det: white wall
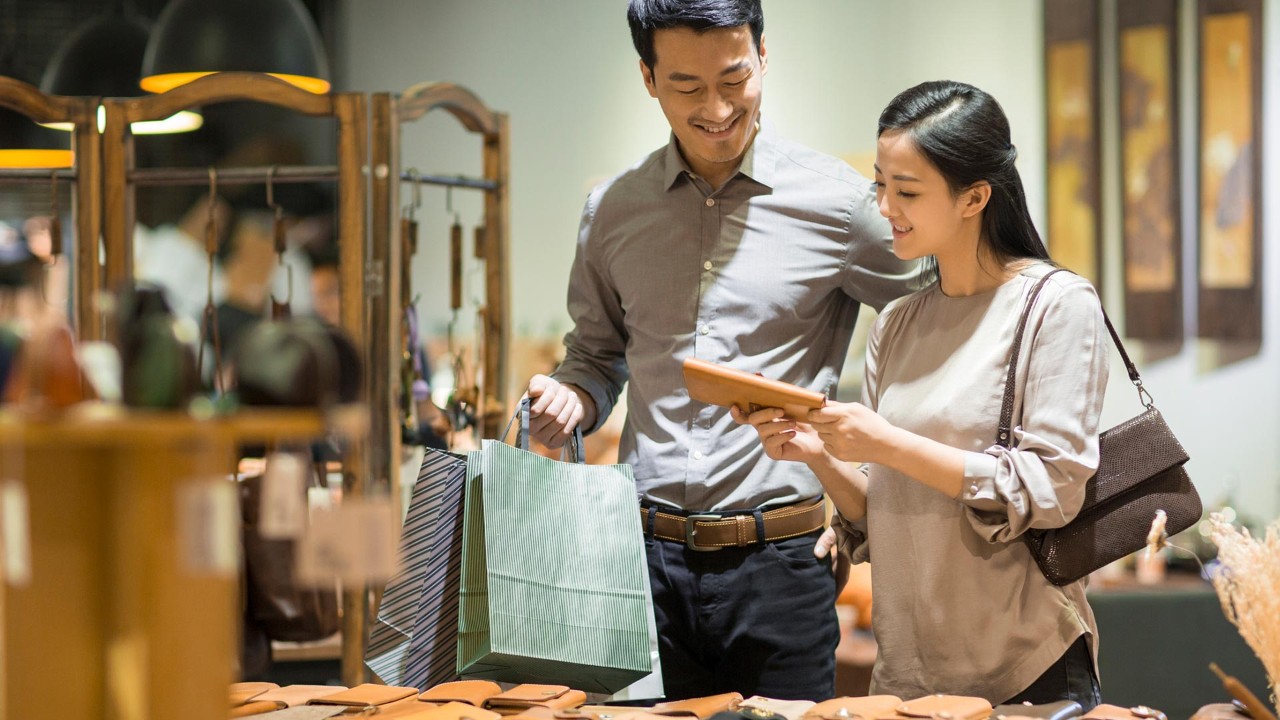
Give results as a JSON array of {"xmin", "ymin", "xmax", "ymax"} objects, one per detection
[{"xmin": 340, "ymin": 0, "xmax": 1278, "ymax": 519}]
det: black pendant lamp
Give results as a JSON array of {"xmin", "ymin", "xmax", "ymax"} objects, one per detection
[
  {"xmin": 40, "ymin": 14, "xmax": 202, "ymax": 134},
  {"xmin": 139, "ymin": 0, "xmax": 331, "ymax": 94}
]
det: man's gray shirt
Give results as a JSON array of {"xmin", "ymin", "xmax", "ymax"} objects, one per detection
[{"xmin": 554, "ymin": 119, "xmax": 916, "ymax": 511}]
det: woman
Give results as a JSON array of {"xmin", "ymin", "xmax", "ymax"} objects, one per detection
[{"xmin": 734, "ymin": 80, "xmax": 1106, "ymax": 707}]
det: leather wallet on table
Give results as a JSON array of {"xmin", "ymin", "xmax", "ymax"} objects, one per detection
[
  {"xmin": 307, "ymin": 683, "xmax": 418, "ymax": 707},
  {"xmin": 231, "ymin": 682, "xmax": 281, "ymax": 707},
  {"xmin": 804, "ymin": 696, "xmax": 903, "ymax": 719},
  {"xmin": 991, "ymin": 701, "xmax": 1083, "ymax": 720},
  {"xmin": 256, "ymin": 686, "xmax": 349, "ymax": 708},
  {"xmin": 880, "ymin": 695, "xmax": 993, "ymax": 720},
  {"xmin": 382, "ymin": 700, "xmax": 504, "ymax": 720},
  {"xmin": 651, "ymin": 692, "xmax": 744, "ymax": 719},
  {"xmin": 484, "ymin": 685, "xmax": 588, "ymax": 715},
  {"xmin": 419, "ymin": 680, "xmax": 504, "ymax": 707},
  {"xmin": 738, "ymin": 697, "xmax": 815, "ymax": 720},
  {"xmin": 1081, "ymin": 705, "xmax": 1167, "ymax": 720}
]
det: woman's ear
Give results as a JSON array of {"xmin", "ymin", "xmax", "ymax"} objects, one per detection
[{"xmin": 960, "ymin": 181, "xmax": 992, "ymax": 219}]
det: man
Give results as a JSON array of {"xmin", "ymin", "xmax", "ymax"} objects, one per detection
[{"xmin": 527, "ymin": 0, "xmax": 916, "ymax": 700}]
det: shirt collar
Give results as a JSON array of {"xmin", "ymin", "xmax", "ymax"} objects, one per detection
[{"xmin": 662, "ymin": 114, "xmax": 780, "ymax": 191}]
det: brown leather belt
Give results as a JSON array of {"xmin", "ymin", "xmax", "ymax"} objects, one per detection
[{"xmin": 643, "ymin": 498, "xmax": 826, "ymax": 552}]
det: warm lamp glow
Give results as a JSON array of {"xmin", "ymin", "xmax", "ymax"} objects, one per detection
[
  {"xmin": 0, "ymin": 149, "xmax": 75, "ymax": 169},
  {"xmin": 139, "ymin": 71, "xmax": 330, "ymax": 95},
  {"xmin": 41, "ymin": 105, "xmax": 204, "ymax": 135}
]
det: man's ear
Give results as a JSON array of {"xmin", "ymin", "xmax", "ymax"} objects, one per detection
[
  {"xmin": 640, "ymin": 59, "xmax": 657, "ymax": 98},
  {"xmin": 758, "ymin": 33, "xmax": 768, "ymax": 77},
  {"xmin": 960, "ymin": 181, "xmax": 992, "ymax": 219}
]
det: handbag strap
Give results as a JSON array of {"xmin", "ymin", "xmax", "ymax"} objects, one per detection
[
  {"xmin": 996, "ymin": 267, "xmax": 1152, "ymax": 449},
  {"xmin": 501, "ymin": 396, "xmax": 586, "ymax": 463}
]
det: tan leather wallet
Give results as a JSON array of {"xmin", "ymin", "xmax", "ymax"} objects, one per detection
[
  {"xmin": 383, "ymin": 700, "xmax": 505, "ymax": 720},
  {"xmin": 484, "ymin": 685, "xmax": 588, "ymax": 715},
  {"xmin": 879, "ymin": 695, "xmax": 993, "ymax": 720},
  {"xmin": 258, "ymin": 685, "xmax": 349, "ymax": 708},
  {"xmin": 683, "ymin": 357, "xmax": 826, "ymax": 421},
  {"xmin": 651, "ymin": 693, "xmax": 744, "ymax": 719},
  {"xmin": 420, "ymin": 681, "xmax": 505, "ymax": 707},
  {"xmin": 230, "ymin": 681, "xmax": 280, "ymax": 707},
  {"xmin": 1082, "ymin": 705, "xmax": 1167, "ymax": 720},
  {"xmin": 805, "ymin": 696, "xmax": 904, "ymax": 719},
  {"xmin": 307, "ymin": 683, "xmax": 419, "ymax": 707}
]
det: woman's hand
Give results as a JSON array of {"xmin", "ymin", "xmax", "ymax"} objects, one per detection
[
  {"xmin": 730, "ymin": 405, "xmax": 827, "ymax": 465},
  {"xmin": 808, "ymin": 401, "xmax": 897, "ymax": 464}
]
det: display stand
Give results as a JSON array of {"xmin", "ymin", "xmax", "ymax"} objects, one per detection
[
  {"xmin": 370, "ymin": 82, "xmax": 511, "ymax": 450},
  {"xmin": 0, "ymin": 76, "xmax": 103, "ymax": 340},
  {"xmin": 0, "ymin": 408, "xmax": 342, "ymax": 720},
  {"xmin": 99, "ymin": 73, "xmax": 374, "ymax": 685}
]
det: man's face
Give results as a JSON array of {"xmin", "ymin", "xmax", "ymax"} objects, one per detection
[{"xmin": 641, "ymin": 25, "xmax": 766, "ymax": 182}]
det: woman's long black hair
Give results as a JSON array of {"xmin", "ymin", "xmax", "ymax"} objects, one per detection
[{"xmin": 878, "ymin": 80, "xmax": 1050, "ymax": 281}]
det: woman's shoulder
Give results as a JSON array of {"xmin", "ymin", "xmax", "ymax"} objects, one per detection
[{"xmin": 1021, "ymin": 262, "xmax": 1101, "ymax": 309}]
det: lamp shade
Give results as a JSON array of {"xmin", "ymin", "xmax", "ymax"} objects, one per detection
[
  {"xmin": 0, "ymin": 107, "xmax": 73, "ymax": 168},
  {"xmin": 140, "ymin": 0, "xmax": 331, "ymax": 94},
  {"xmin": 40, "ymin": 15, "xmax": 202, "ymax": 134}
]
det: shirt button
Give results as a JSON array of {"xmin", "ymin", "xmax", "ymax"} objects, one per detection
[
  {"xmin": 703, "ymin": 260, "xmax": 713, "ymax": 271},
  {"xmin": 699, "ymin": 325, "xmax": 710, "ymax": 335},
  {"xmin": 969, "ymin": 484, "xmax": 979, "ymax": 494},
  {"xmin": 705, "ymin": 197, "xmax": 715, "ymax": 207},
  {"xmin": 693, "ymin": 451, "xmax": 704, "ymax": 460}
]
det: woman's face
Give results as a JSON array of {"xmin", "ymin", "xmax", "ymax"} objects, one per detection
[{"xmin": 873, "ymin": 130, "xmax": 971, "ymax": 262}]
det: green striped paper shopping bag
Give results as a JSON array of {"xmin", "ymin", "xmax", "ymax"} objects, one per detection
[{"xmin": 456, "ymin": 436, "xmax": 655, "ymax": 694}]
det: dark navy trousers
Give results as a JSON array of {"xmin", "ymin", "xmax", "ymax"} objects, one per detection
[{"xmin": 643, "ymin": 525, "xmax": 839, "ymax": 701}]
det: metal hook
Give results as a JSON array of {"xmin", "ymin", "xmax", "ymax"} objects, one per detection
[
  {"xmin": 446, "ymin": 184, "xmax": 454, "ymax": 215},
  {"xmin": 406, "ymin": 167, "xmax": 423, "ymax": 217}
]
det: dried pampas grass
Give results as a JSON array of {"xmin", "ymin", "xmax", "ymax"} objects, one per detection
[{"xmin": 1208, "ymin": 511, "xmax": 1280, "ymax": 712}]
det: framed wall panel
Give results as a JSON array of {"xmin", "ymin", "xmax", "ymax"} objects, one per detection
[
  {"xmin": 1197, "ymin": 0, "xmax": 1262, "ymax": 340},
  {"xmin": 1117, "ymin": 0, "xmax": 1182, "ymax": 342},
  {"xmin": 1044, "ymin": 0, "xmax": 1103, "ymax": 288}
]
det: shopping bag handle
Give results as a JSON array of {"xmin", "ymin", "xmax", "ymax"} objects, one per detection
[{"xmin": 502, "ymin": 397, "xmax": 586, "ymax": 463}]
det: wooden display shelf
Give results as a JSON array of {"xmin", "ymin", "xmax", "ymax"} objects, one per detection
[{"xmin": 0, "ymin": 407, "xmax": 355, "ymax": 720}]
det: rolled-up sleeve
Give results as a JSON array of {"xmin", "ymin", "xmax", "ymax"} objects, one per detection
[
  {"xmin": 551, "ymin": 190, "xmax": 629, "ymax": 434},
  {"xmin": 960, "ymin": 281, "xmax": 1109, "ymax": 543}
]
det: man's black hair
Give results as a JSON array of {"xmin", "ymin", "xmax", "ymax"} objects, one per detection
[{"xmin": 627, "ymin": 0, "xmax": 764, "ymax": 71}]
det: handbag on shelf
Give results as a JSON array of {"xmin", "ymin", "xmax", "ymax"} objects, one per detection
[{"xmin": 999, "ymin": 269, "xmax": 1202, "ymax": 586}]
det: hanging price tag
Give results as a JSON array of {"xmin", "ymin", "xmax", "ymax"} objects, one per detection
[
  {"xmin": 1, "ymin": 481, "xmax": 31, "ymax": 587},
  {"xmin": 260, "ymin": 452, "xmax": 308, "ymax": 539},
  {"xmin": 176, "ymin": 479, "xmax": 238, "ymax": 576},
  {"xmin": 295, "ymin": 499, "xmax": 399, "ymax": 587}
]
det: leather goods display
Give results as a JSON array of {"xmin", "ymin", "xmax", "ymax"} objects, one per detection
[
  {"xmin": 306, "ymin": 683, "xmax": 418, "ymax": 707},
  {"xmin": 116, "ymin": 283, "xmax": 198, "ymax": 408},
  {"xmin": 682, "ymin": 357, "xmax": 826, "ymax": 421},
  {"xmin": 883, "ymin": 694, "xmax": 993, "ymax": 720},
  {"xmin": 240, "ymin": 456, "xmax": 340, "ymax": 643},
  {"xmin": 234, "ymin": 316, "xmax": 361, "ymax": 408},
  {"xmin": 991, "ymin": 701, "xmax": 1084, "ymax": 720},
  {"xmin": 645, "ymin": 498, "xmax": 826, "ymax": 551},
  {"xmin": 232, "ymin": 700, "xmax": 288, "ymax": 717},
  {"xmin": 484, "ymin": 685, "xmax": 588, "ymax": 715},
  {"xmin": 803, "ymin": 696, "xmax": 904, "ymax": 719},
  {"xmin": 1079, "ymin": 705, "xmax": 1167, "ymax": 720},
  {"xmin": 419, "ymin": 680, "xmax": 504, "ymax": 707},
  {"xmin": 651, "ymin": 692, "xmax": 744, "ymax": 718},
  {"xmin": 231, "ymin": 682, "xmax": 280, "ymax": 706},
  {"xmin": 999, "ymin": 270, "xmax": 1201, "ymax": 586},
  {"xmin": 457, "ymin": 399, "xmax": 659, "ymax": 694},
  {"xmin": 388, "ymin": 701, "xmax": 504, "ymax": 720}
]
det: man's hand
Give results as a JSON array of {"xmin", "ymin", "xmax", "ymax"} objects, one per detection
[
  {"xmin": 814, "ymin": 526, "xmax": 850, "ymax": 590},
  {"xmin": 526, "ymin": 374, "xmax": 594, "ymax": 448}
]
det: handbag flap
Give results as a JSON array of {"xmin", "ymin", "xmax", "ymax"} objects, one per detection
[
  {"xmin": 1082, "ymin": 706, "xmax": 1166, "ymax": 720},
  {"xmin": 1089, "ymin": 408, "xmax": 1188, "ymax": 507},
  {"xmin": 804, "ymin": 697, "xmax": 903, "ymax": 719},
  {"xmin": 893, "ymin": 695, "xmax": 992, "ymax": 720},
  {"xmin": 308, "ymin": 683, "xmax": 417, "ymax": 707},
  {"xmin": 419, "ymin": 680, "xmax": 504, "ymax": 706},
  {"xmin": 388, "ymin": 701, "xmax": 503, "ymax": 720},
  {"xmin": 653, "ymin": 693, "xmax": 744, "ymax": 718},
  {"xmin": 490, "ymin": 685, "xmax": 572, "ymax": 704}
]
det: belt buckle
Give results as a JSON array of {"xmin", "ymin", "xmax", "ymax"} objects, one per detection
[{"xmin": 685, "ymin": 513, "xmax": 722, "ymax": 552}]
